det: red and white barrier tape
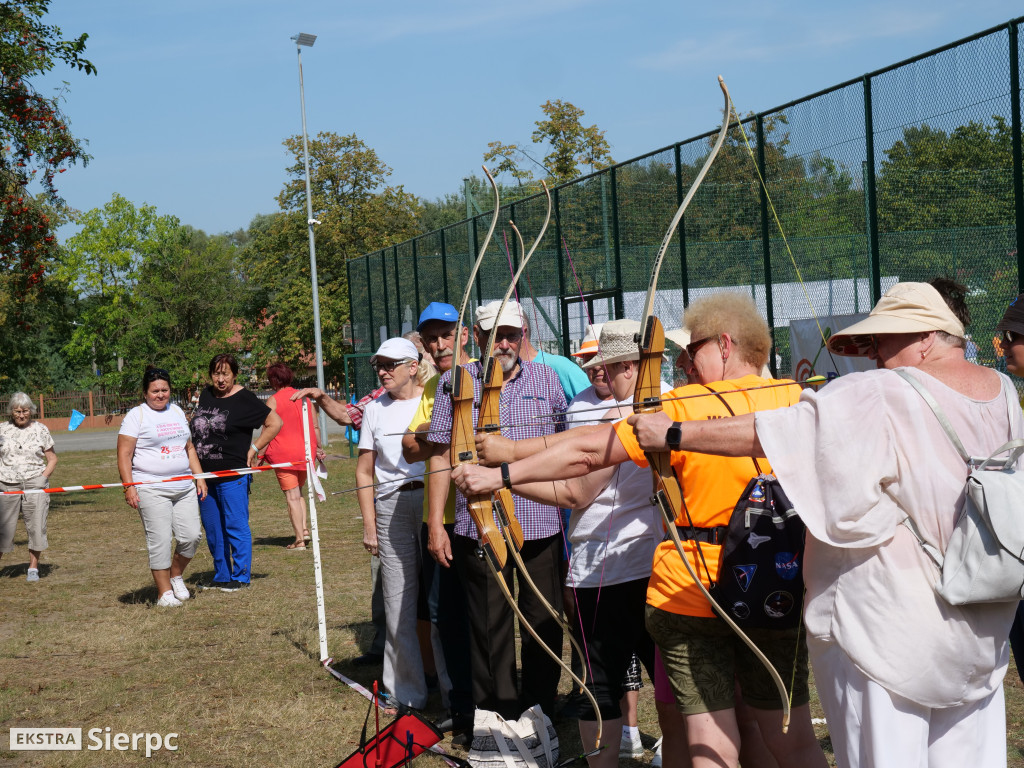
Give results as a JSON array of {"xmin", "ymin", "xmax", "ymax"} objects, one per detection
[{"xmin": 1, "ymin": 461, "xmax": 306, "ymax": 495}]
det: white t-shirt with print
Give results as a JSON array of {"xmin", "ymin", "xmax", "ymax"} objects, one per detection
[
  {"xmin": 119, "ymin": 403, "xmax": 192, "ymax": 485},
  {"xmin": 564, "ymin": 382, "xmax": 670, "ymax": 587}
]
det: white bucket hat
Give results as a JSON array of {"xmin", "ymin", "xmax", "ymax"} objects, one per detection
[{"xmin": 582, "ymin": 319, "xmax": 644, "ymax": 370}]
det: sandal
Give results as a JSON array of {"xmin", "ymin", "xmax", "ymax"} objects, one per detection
[
  {"xmin": 285, "ymin": 541, "xmax": 306, "ymax": 551},
  {"xmin": 303, "ymin": 530, "xmax": 312, "ymax": 544}
]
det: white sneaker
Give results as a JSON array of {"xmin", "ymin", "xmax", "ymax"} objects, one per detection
[
  {"xmin": 652, "ymin": 737, "xmax": 663, "ymax": 768},
  {"xmin": 169, "ymin": 576, "xmax": 190, "ymax": 601},
  {"xmin": 620, "ymin": 731, "xmax": 644, "ymax": 758},
  {"xmin": 26, "ymin": 568, "xmax": 39, "ymax": 583},
  {"xmin": 156, "ymin": 590, "xmax": 183, "ymax": 607}
]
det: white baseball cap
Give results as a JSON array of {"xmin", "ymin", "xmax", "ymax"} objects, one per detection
[
  {"xmin": 370, "ymin": 337, "xmax": 419, "ymax": 365},
  {"xmin": 476, "ymin": 300, "xmax": 526, "ymax": 332}
]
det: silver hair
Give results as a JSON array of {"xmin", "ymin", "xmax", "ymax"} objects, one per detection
[{"xmin": 8, "ymin": 392, "xmax": 36, "ymax": 416}]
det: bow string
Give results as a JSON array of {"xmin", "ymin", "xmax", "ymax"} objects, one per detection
[{"xmin": 635, "ymin": 75, "xmax": 793, "ymax": 733}]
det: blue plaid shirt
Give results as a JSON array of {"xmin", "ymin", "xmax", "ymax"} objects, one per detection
[{"xmin": 428, "ymin": 359, "xmax": 567, "ymax": 540}]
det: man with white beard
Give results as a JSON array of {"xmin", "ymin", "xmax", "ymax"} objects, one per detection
[{"xmin": 425, "ymin": 301, "xmax": 568, "ymax": 721}]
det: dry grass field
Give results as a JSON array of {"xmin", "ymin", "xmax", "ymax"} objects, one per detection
[{"xmin": 2, "ymin": 447, "xmax": 1024, "ymax": 766}]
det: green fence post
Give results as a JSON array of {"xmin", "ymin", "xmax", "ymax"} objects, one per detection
[
  {"xmin": 346, "ymin": 258, "xmax": 353, "ymax": 350},
  {"xmin": 610, "ymin": 167, "xmax": 624, "ymax": 319},
  {"xmin": 674, "ymin": 143, "xmax": 689, "ymax": 307},
  {"xmin": 600, "ymin": 173, "xmax": 613, "ymax": 293},
  {"xmin": 473, "ymin": 217, "xmax": 482, "ymax": 310},
  {"xmin": 365, "ymin": 254, "xmax": 375, "ymax": 348},
  {"xmin": 864, "ymin": 74, "xmax": 882, "ymax": 304},
  {"xmin": 412, "ymin": 238, "xmax": 421, "ymax": 315},
  {"xmin": 1011, "ymin": 22, "xmax": 1024, "ymax": 291},
  {"xmin": 392, "ymin": 245, "xmax": 402, "ymax": 330},
  {"xmin": 380, "ymin": 250, "xmax": 391, "ymax": 338},
  {"xmin": 553, "ymin": 187, "xmax": 569, "ymax": 355},
  {"xmin": 440, "ymin": 228, "xmax": 450, "ymax": 304},
  {"xmin": 755, "ymin": 116, "xmax": 777, "ymax": 374}
]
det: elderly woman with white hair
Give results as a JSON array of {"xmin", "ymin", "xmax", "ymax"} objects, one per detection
[
  {"xmin": 0, "ymin": 392, "xmax": 57, "ymax": 582},
  {"xmin": 626, "ymin": 280, "xmax": 1022, "ymax": 768}
]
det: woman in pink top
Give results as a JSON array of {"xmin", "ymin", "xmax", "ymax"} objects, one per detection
[{"xmin": 264, "ymin": 363, "xmax": 323, "ymax": 550}]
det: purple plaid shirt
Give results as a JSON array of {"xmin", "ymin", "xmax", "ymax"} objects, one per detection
[{"xmin": 428, "ymin": 359, "xmax": 567, "ymax": 540}]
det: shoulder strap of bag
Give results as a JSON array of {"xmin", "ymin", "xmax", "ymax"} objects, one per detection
[
  {"xmin": 701, "ymin": 385, "xmax": 765, "ymax": 476},
  {"xmin": 893, "ymin": 369, "xmax": 971, "ymax": 464},
  {"xmin": 490, "ymin": 713, "xmax": 542, "ymax": 768}
]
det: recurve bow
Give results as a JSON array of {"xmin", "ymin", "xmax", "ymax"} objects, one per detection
[
  {"xmin": 634, "ymin": 76, "xmax": 793, "ymax": 733},
  {"xmin": 479, "ymin": 190, "xmax": 604, "ymax": 748}
]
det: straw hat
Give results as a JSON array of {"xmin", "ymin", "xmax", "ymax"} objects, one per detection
[
  {"xmin": 582, "ymin": 319, "xmax": 643, "ymax": 370},
  {"xmin": 827, "ymin": 282, "xmax": 965, "ymax": 357}
]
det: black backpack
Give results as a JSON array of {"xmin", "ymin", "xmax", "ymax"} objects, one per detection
[
  {"xmin": 687, "ymin": 387, "xmax": 806, "ymax": 629},
  {"xmin": 710, "ymin": 473, "xmax": 805, "ymax": 629}
]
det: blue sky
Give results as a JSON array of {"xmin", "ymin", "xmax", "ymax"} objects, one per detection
[{"xmin": 40, "ymin": 1, "xmax": 1024, "ymax": 239}]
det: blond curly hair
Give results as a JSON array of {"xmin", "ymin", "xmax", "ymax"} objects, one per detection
[{"xmin": 683, "ymin": 292, "xmax": 772, "ymax": 369}]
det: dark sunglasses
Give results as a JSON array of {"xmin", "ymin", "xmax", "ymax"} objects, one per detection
[
  {"xmin": 1003, "ymin": 330, "xmax": 1020, "ymax": 345},
  {"xmin": 372, "ymin": 359, "xmax": 412, "ymax": 373},
  {"xmin": 684, "ymin": 335, "xmax": 719, "ymax": 360}
]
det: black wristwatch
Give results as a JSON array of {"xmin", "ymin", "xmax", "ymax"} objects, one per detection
[
  {"xmin": 665, "ymin": 421, "xmax": 683, "ymax": 451},
  {"xmin": 500, "ymin": 462, "xmax": 513, "ymax": 490}
]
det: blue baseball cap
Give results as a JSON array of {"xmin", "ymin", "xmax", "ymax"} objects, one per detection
[{"xmin": 417, "ymin": 302, "xmax": 459, "ymax": 331}]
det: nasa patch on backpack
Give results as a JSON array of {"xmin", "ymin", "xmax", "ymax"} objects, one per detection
[{"xmin": 711, "ymin": 474, "xmax": 806, "ymax": 629}]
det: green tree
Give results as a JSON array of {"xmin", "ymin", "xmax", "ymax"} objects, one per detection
[
  {"xmin": 876, "ymin": 118, "xmax": 1013, "ymax": 232},
  {"xmin": 127, "ymin": 226, "xmax": 245, "ymax": 388},
  {"xmin": 484, "ymin": 99, "xmax": 613, "ymax": 186},
  {"xmin": 239, "ymin": 133, "xmax": 422, "ymax": 377},
  {"xmin": 57, "ymin": 194, "xmax": 244, "ymax": 390},
  {"xmin": 0, "ymin": 1, "xmax": 94, "ymax": 298}
]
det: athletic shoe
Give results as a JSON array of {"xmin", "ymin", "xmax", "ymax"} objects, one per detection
[
  {"xmin": 219, "ymin": 580, "xmax": 249, "ymax": 592},
  {"xmin": 26, "ymin": 568, "xmax": 39, "ymax": 583},
  {"xmin": 199, "ymin": 580, "xmax": 233, "ymax": 591},
  {"xmin": 620, "ymin": 730, "xmax": 644, "ymax": 758},
  {"xmin": 156, "ymin": 590, "xmax": 183, "ymax": 607},
  {"xmin": 651, "ymin": 738, "xmax": 663, "ymax": 768},
  {"xmin": 169, "ymin": 576, "xmax": 190, "ymax": 601}
]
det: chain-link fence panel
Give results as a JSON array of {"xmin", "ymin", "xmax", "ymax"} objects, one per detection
[
  {"xmin": 872, "ymin": 25, "xmax": 1016, "ymax": 351},
  {"xmin": 347, "ymin": 15, "xmax": 1024, "ymax": 380},
  {"xmin": 347, "ymin": 256, "xmax": 371, "ymax": 354}
]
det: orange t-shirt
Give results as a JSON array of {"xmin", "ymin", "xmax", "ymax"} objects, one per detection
[
  {"xmin": 613, "ymin": 375, "xmax": 801, "ymax": 617},
  {"xmin": 264, "ymin": 386, "xmax": 318, "ymax": 466}
]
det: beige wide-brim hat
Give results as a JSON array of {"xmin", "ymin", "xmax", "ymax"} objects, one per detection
[
  {"xmin": 827, "ymin": 282, "xmax": 965, "ymax": 357},
  {"xmin": 582, "ymin": 319, "xmax": 644, "ymax": 370}
]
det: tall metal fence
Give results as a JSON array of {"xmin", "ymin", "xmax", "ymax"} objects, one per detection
[{"xmin": 347, "ymin": 17, "xmax": 1024, "ymax": 399}]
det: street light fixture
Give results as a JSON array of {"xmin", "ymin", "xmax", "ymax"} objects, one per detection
[{"xmin": 291, "ymin": 32, "xmax": 329, "ymax": 442}]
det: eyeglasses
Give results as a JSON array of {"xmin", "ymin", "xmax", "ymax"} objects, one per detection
[
  {"xmin": 491, "ymin": 329, "xmax": 522, "ymax": 343},
  {"xmin": 372, "ymin": 359, "xmax": 413, "ymax": 373},
  {"xmin": 684, "ymin": 335, "xmax": 719, "ymax": 360},
  {"xmin": 1003, "ymin": 330, "xmax": 1020, "ymax": 345}
]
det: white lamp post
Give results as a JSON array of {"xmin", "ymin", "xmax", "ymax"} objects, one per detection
[{"xmin": 291, "ymin": 32, "xmax": 329, "ymax": 442}]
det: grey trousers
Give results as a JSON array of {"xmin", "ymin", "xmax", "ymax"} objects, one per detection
[
  {"xmin": 0, "ymin": 474, "xmax": 49, "ymax": 553},
  {"xmin": 375, "ymin": 488, "xmax": 427, "ymax": 709}
]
